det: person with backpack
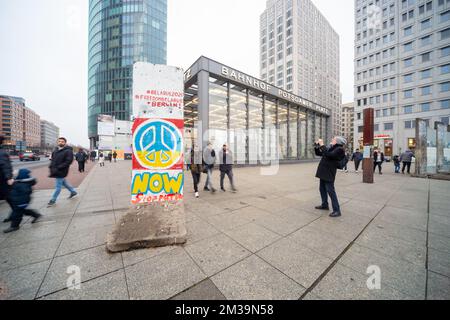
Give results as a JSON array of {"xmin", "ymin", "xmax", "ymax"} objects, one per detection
[
  {"xmin": 373, "ymin": 148, "xmax": 385, "ymax": 175},
  {"xmin": 203, "ymin": 142, "xmax": 217, "ymax": 193},
  {"xmin": 3, "ymin": 169, "xmax": 42, "ymax": 233},
  {"xmin": 351, "ymin": 149, "xmax": 363, "ymax": 173},
  {"xmin": 75, "ymin": 148, "xmax": 88, "ymax": 173},
  {"xmin": 393, "ymin": 155, "xmax": 401, "ymax": 173},
  {"xmin": 314, "ymin": 136, "xmax": 346, "ymax": 218},
  {"xmin": 400, "ymin": 149, "xmax": 415, "ymax": 174}
]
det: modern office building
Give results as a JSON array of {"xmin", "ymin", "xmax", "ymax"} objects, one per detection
[
  {"xmin": 354, "ymin": 0, "xmax": 450, "ymax": 156},
  {"xmin": 341, "ymin": 102, "xmax": 355, "ymax": 151},
  {"xmin": 40, "ymin": 119, "xmax": 60, "ymax": 151},
  {"xmin": 0, "ymin": 95, "xmax": 41, "ymax": 152},
  {"xmin": 88, "ymin": 0, "xmax": 167, "ymax": 149},
  {"xmin": 260, "ymin": 0, "xmax": 341, "ymax": 137},
  {"xmin": 184, "ymin": 56, "xmax": 331, "ymax": 163}
]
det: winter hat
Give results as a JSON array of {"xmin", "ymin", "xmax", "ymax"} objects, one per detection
[
  {"xmin": 16, "ymin": 168, "xmax": 31, "ymax": 180},
  {"xmin": 335, "ymin": 136, "xmax": 347, "ymax": 146}
]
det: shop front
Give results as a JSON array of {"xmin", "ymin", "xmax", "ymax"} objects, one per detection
[
  {"xmin": 183, "ymin": 56, "xmax": 331, "ymax": 164},
  {"xmin": 374, "ymin": 134, "xmax": 393, "ymax": 159}
]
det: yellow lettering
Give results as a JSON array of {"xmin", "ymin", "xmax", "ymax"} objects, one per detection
[
  {"xmin": 163, "ymin": 173, "xmax": 183, "ymax": 194},
  {"xmin": 132, "ymin": 174, "xmax": 150, "ymax": 195}
]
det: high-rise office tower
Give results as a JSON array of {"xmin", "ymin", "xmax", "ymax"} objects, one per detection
[
  {"xmin": 260, "ymin": 0, "xmax": 341, "ymax": 138},
  {"xmin": 88, "ymin": 0, "xmax": 167, "ymax": 148},
  {"xmin": 354, "ymin": 0, "xmax": 450, "ymax": 157},
  {"xmin": 341, "ymin": 102, "xmax": 355, "ymax": 151}
]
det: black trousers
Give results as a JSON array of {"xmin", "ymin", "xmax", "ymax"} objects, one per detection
[
  {"xmin": 373, "ymin": 162, "xmax": 382, "ymax": 173},
  {"xmin": 191, "ymin": 172, "xmax": 201, "ymax": 193},
  {"xmin": 78, "ymin": 161, "xmax": 85, "ymax": 172},
  {"xmin": 220, "ymin": 169, "xmax": 235, "ymax": 190},
  {"xmin": 10, "ymin": 205, "xmax": 40, "ymax": 228},
  {"xmin": 354, "ymin": 160, "xmax": 361, "ymax": 171},
  {"xmin": 319, "ymin": 179, "xmax": 341, "ymax": 213},
  {"xmin": 402, "ymin": 162, "xmax": 412, "ymax": 173}
]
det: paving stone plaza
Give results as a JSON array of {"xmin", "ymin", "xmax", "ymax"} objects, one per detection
[{"xmin": 0, "ymin": 161, "xmax": 449, "ymax": 300}]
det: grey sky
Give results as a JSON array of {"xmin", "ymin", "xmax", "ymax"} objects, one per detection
[{"xmin": 0, "ymin": 0, "xmax": 354, "ymax": 147}]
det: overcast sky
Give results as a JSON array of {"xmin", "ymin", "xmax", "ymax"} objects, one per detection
[{"xmin": 0, "ymin": 0, "xmax": 354, "ymax": 147}]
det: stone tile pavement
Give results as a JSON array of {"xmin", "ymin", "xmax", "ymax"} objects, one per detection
[{"xmin": 0, "ymin": 161, "xmax": 449, "ymax": 300}]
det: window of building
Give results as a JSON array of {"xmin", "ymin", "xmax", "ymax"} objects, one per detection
[
  {"xmin": 441, "ymin": 64, "xmax": 450, "ymax": 74},
  {"xmin": 441, "ymin": 99, "xmax": 450, "ymax": 109},
  {"xmin": 405, "ymin": 120, "xmax": 416, "ymax": 129},
  {"xmin": 421, "ymin": 102, "xmax": 431, "ymax": 112},
  {"xmin": 384, "ymin": 123, "xmax": 394, "ymax": 130},
  {"xmin": 404, "ymin": 73, "xmax": 414, "ymax": 83},
  {"xmin": 441, "ymin": 28, "xmax": 450, "ymax": 40},
  {"xmin": 404, "ymin": 26, "xmax": 413, "ymax": 36},
  {"xmin": 404, "ymin": 89, "xmax": 414, "ymax": 98},
  {"xmin": 422, "ymin": 86, "xmax": 432, "ymax": 95},
  {"xmin": 421, "ymin": 68, "xmax": 432, "ymax": 79},
  {"xmin": 404, "ymin": 105, "xmax": 413, "ymax": 114},
  {"xmin": 421, "ymin": 18, "xmax": 432, "ymax": 30},
  {"xmin": 404, "ymin": 57, "xmax": 414, "ymax": 67},
  {"xmin": 441, "ymin": 10, "xmax": 450, "ymax": 23},
  {"xmin": 442, "ymin": 46, "xmax": 450, "ymax": 57},
  {"xmin": 374, "ymin": 124, "xmax": 380, "ymax": 131},
  {"xmin": 422, "ymin": 52, "xmax": 432, "ymax": 62},
  {"xmin": 404, "ymin": 42, "xmax": 413, "ymax": 52},
  {"xmin": 441, "ymin": 82, "xmax": 450, "ymax": 92},
  {"xmin": 421, "ymin": 35, "xmax": 432, "ymax": 46}
]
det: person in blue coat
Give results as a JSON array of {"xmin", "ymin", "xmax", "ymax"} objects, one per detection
[{"xmin": 3, "ymin": 168, "xmax": 42, "ymax": 233}]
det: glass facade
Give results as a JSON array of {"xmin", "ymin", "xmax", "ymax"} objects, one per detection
[
  {"xmin": 88, "ymin": 0, "xmax": 167, "ymax": 146},
  {"xmin": 184, "ymin": 59, "xmax": 330, "ymax": 164}
]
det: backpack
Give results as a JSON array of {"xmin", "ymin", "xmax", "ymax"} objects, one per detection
[{"xmin": 336, "ymin": 148, "xmax": 347, "ymax": 170}]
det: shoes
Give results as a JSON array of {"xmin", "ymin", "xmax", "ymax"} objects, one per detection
[
  {"xmin": 195, "ymin": 192, "xmax": 199, "ymax": 198},
  {"xmin": 329, "ymin": 211, "xmax": 342, "ymax": 218},
  {"xmin": 211, "ymin": 188, "xmax": 217, "ymax": 193},
  {"xmin": 231, "ymin": 188, "xmax": 238, "ymax": 193},
  {"xmin": 315, "ymin": 205, "xmax": 330, "ymax": 210},
  {"xmin": 3, "ymin": 218, "xmax": 11, "ymax": 223},
  {"xmin": 31, "ymin": 214, "xmax": 42, "ymax": 224},
  {"xmin": 68, "ymin": 192, "xmax": 78, "ymax": 199},
  {"xmin": 47, "ymin": 200, "xmax": 56, "ymax": 207},
  {"xmin": 355, "ymin": 170, "xmax": 359, "ymax": 173},
  {"xmin": 3, "ymin": 226, "xmax": 20, "ymax": 234},
  {"xmin": 203, "ymin": 187, "xmax": 210, "ymax": 192},
  {"xmin": 221, "ymin": 188, "xmax": 226, "ymax": 192}
]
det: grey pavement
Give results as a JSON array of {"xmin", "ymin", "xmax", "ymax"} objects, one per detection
[{"xmin": 0, "ymin": 161, "xmax": 449, "ymax": 300}]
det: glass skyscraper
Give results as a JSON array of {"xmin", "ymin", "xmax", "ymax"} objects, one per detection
[{"xmin": 88, "ymin": 0, "xmax": 167, "ymax": 148}]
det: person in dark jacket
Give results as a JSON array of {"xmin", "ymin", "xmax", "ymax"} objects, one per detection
[
  {"xmin": 219, "ymin": 144, "xmax": 237, "ymax": 192},
  {"xmin": 75, "ymin": 148, "xmax": 88, "ymax": 173},
  {"xmin": 393, "ymin": 155, "xmax": 401, "ymax": 173},
  {"xmin": 0, "ymin": 135, "xmax": 14, "ymax": 222},
  {"xmin": 48, "ymin": 138, "xmax": 77, "ymax": 207},
  {"xmin": 351, "ymin": 149, "xmax": 363, "ymax": 173},
  {"xmin": 190, "ymin": 145, "xmax": 203, "ymax": 198},
  {"xmin": 400, "ymin": 149, "xmax": 414, "ymax": 174},
  {"xmin": 90, "ymin": 150, "xmax": 96, "ymax": 162},
  {"xmin": 314, "ymin": 136, "xmax": 346, "ymax": 218},
  {"xmin": 113, "ymin": 151, "xmax": 118, "ymax": 163},
  {"xmin": 373, "ymin": 148, "xmax": 385, "ymax": 175},
  {"xmin": 203, "ymin": 142, "xmax": 217, "ymax": 193},
  {"xmin": 3, "ymin": 169, "xmax": 42, "ymax": 233}
]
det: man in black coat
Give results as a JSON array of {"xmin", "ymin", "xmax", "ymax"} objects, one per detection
[
  {"xmin": 219, "ymin": 144, "xmax": 237, "ymax": 192},
  {"xmin": 48, "ymin": 137, "xmax": 77, "ymax": 206},
  {"xmin": 314, "ymin": 136, "xmax": 346, "ymax": 218},
  {"xmin": 0, "ymin": 135, "xmax": 14, "ymax": 221}
]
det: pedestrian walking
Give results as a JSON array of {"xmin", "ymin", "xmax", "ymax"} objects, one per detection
[
  {"xmin": 108, "ymin": 152, "xmax": 113, "ymax": 163},
  {"xmin": 90, "ymin": 150, "xmax": 96, "ymax": 162},
  {"xmin": 113, "ymin": 151, "xmax": 118, "ymax": 163},
  {"xmin": 400, "ymin": 149, "xmax": 414, "ymax": 174},
  {"xmin": 75, "ymin": 148, "xmax": 88, "ymax": 173},
  {"xmin": 98, "ymin": 152, "xmax": 105, "ymax": 167},
  {"xmin": 190, "ymin": 145, "xmax": 203, "ymax": 198},
  {"xmin": 47, "ymin": 137, "xmax": 78, "ymax": 207},
  {"xmin": 3, "ymin": 169, "xmax": 42, "ymax": 233},
  {"xmin": 314, "ymin": 136, "xmax": 346, "ymax": 218},
  {"xmin": 393, "ymin": 155, "xmax": 401, "ymax": 173},
  {"xmin": 373, "ymin": 148, "xmax": 385, "ymax": 175},
  {"xmin": 0, "ymin": 135, "xmax": 14, "ymax": 223},
  {"xmin": 351, "ymin": 149, "xmax": 363, "ymax": 173},
  {"xmin": 343, "ymin": 150, "xmax": 350, "ymax": 173},
  {"xmin": 203, "ymin": 142, "xmax": 217, "ymax": 193},
  {"xmin": 219, "ymin": 144, "xmax": 237, "ymax": 192}
]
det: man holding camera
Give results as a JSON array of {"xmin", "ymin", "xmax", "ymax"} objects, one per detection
[{"xmin": 314, "ymin": 136, "xmax": 347, "ymax": 218}]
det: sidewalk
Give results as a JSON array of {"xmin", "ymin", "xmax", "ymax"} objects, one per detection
[{"xmin": 0, "ymin": 161, "xmax": 449, "ymax": 300}]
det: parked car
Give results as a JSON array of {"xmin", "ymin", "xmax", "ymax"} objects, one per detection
[{"xmin": 19, "ymin": 152, "xmax": 41, "ymax": 161}]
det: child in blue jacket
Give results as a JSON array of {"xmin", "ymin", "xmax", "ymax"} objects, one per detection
[{"xmin": 3, "ymin": 169, "xmax": 42, "ymax": 233}]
